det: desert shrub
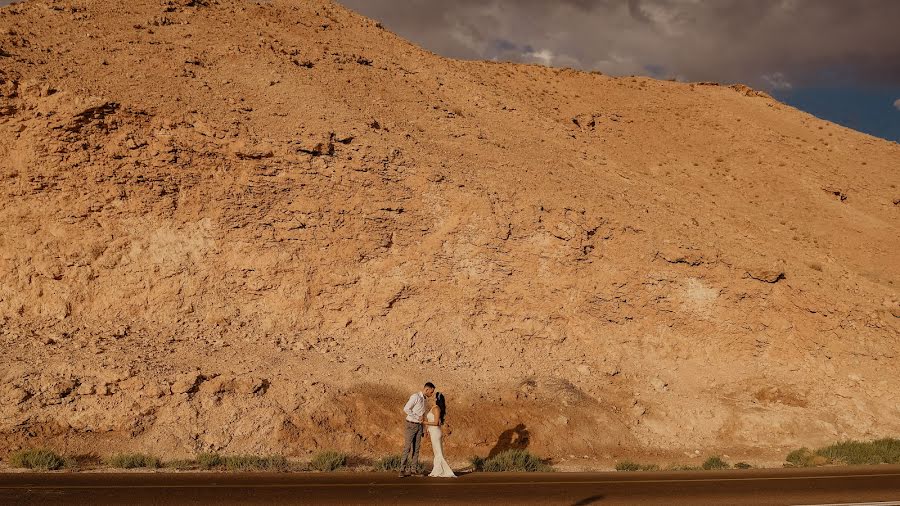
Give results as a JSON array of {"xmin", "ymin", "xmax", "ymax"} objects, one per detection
[
  {"xmin": 615, "ymin": 461, "xmax": 659, "ymax": 472},
  {"xmin": 309, "ymin": 451, "xmax": 347, "ymax": 472},
  {"xmin": 193, "ymin": 453, "xmax": 288, "ymax": 471},
  {"xmin": 785, "ymin": 439, "xmax": 900, "ymax": 468},
  {"xmin": 164, "ymin": 459, "xmax": 197, "ymax": 470},
  {"xmin": 9, "ymin": 449, "xmax": 67, "ymax": 470},
  {"xmin": 63, "ymin": 454, "xmax": 99, "ymax": 470},
  {"xmin": 105, "ymin": 453, "xmax": 160, "ymax": 469},
  {"xmin": 786, "ymin": 447, "xmax": 814, "ymax": 467},
  {"xmin": 616, "ymin": 460, "xmax": 659, "ymax": 471},
  {"xmin": 615, "ymin": 461, "xmax": 641, "ymax": 471},
  {"xmin": 476, "ymin": 449, "xmax": 551, "ymax": 472},
  {"xmin": 375, "ymin": 454, "xmax": 403, "ymax": 471},
  {"xmin": 196, "ymin": 453, "xmax": 226, "ymax": 470},
  {"xmin": 785, "ymin": 447, "xmax": 829, "ymax": 467},
  {"xmin": 815, "ymin": 438, "xmax": 900, "ymax": 465},
  {"xmin": 667, "ymin": 464, "xmax": 701, "ymax": 471},
  {"xmin": 374, "ymin": 454, "xmax": 424, "ymax": 473},
  {"xmin": 224, "ymin": 455, "xmax": 290, "ymax": 472},
  {"xmin": 701, "ymin": 456, "xmax": 729, "ymax": 470},
  {"xmin": 734, "ymin": 462, "xmax": 753, "ymax": 469}
]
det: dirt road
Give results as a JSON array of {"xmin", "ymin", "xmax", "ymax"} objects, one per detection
[{"xmin": 1, "ymin": 466, "xmax": 899, "ymax": 505}]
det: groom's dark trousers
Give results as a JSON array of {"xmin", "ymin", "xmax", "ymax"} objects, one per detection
[{"xmin": 400, "ymin": 420, "xmax": 423, "ymax": 472}]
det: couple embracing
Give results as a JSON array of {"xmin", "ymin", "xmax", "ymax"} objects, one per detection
[{"xmin": 398, "ymin": 381, "xmax": 456, "ymax": 478}]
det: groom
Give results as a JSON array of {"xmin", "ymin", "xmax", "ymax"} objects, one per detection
[{"xmin": 398, "ymin": 381, "xmax": 435, "ymax": 477}]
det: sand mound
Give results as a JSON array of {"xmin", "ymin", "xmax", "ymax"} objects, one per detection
[{"xmin": 0, "ymin": 0, "xmax": 898, "ymax": 465}]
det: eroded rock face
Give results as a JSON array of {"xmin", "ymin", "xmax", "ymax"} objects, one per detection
[
  {"xmin": 745, "ymin": 268, "xmax": 785, "ymax": 283},
  {"xmin": 0, "ymin": 0, "xmax": 898, "ymax": 463}
]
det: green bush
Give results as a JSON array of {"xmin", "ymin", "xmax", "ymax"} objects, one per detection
[
  {"xmin": 786, "ymin": 447, "xmax": 816, "ymax": 467},
  {"xmin": 615, "ymin": 461, "xmax": 641, "ymax": 471},
  {"xmin": 310, "ymin": 451, "xmax": 347, "ymax": 472},
  {"xmin": 9, "ymin": 449, "xmax": 67, "ymax": 470},
  {"xmin": 816, "ymin": 438, "xmax": 900, "ymax": 465},
  {"xmin": 105, "ymin": 453, "xmax": 160, "ymax": 469},
  {"xmin": 374, "ymin": 454, "xmax": 425, "ymax": 473},
  {"xmin": 473, "ymin": 449, "xmax": 551, "ymax": 472},
  {"xmin": 224, "ymin": 455, "xmax": 290, "ymax": 472},
  {"xmin": 192, "ymin": 453, "xmax": 289, "ymax": 471},
  {"xmin": 163, "ymin": 459, "xmax": 197, "ymax": 470},
  {"xmin": 667, "ymin": 464, "xmax": 700, "ymax": 471},
  {"xmin": 375, "ymin": 454, "xmax": 403, "ymax": 471},
  {"xmin": 785, "ymin": 438, "xmax": 900, "ymax": 467},
  {"xmin": 734, "ymin": 462, "xmax": 753, "ymax": 469},
  {"xmin": 196, "ymin": 453, "xmax": 226, "ymax": 470},
  {"xmin": 615, "ymin": 461, "xmax": 659, "ymax": 471},
  {"xmin": 701, "ymin": 456, "xmax": 729, "ymax": 470}
]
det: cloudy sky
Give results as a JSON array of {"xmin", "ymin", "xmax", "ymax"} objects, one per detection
[
  {"xmin": 1, "ymin": 0, "xmax": 897, "ymax": 140},
  {"xmin": 340, "ymin": 0, "xmax": 900, "ymax": 142}
]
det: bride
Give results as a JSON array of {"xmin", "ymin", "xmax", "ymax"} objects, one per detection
[{"xmin": 421, "ymin": 391, "xmax": 456, "ymax": 478}]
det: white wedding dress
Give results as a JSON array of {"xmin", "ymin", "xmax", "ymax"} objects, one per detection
[{"xmin": 427, "ymin": 412, "xmax": 456, "ymax": 477}]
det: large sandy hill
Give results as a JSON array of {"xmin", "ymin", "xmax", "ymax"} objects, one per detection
[{"xmin": 0, "ymin": 0, "xmax": 898, "ymax": 467}]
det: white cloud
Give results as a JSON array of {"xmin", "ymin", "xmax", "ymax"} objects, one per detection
[
  {"xmin": 523, "ymin": 48, "xmax": 554, "ymax": 66},
  {"xmin": 762, "ymin": 72, "xmax": 793, "ymax": 90}
]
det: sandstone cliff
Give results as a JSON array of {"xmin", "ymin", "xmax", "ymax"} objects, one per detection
[{"xmin": 0, "ymin": 0, "xmax": 898, "ymax": 466}]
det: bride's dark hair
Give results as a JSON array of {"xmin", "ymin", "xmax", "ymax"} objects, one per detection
[{"xmin": 435, "ymin": 391, "xmax": 447, "ymax": 425}]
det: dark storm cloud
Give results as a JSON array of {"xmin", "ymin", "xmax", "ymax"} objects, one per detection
[
  {"xmin": 2, "ymin": 0, "xmax": 896, "ymax": 89},
  {"xmin": 340, "ymin": 0, "xmax": 900, "ymax": 90}
]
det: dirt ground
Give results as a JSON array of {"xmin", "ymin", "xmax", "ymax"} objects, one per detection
[{"xmin": 0, "ymin": 0, "xmax": 898, "ymax": 466}]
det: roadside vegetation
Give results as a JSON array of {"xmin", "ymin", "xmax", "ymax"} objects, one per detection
[
  {"xmin": 163, "ymin": 458, "xmax": 197, "ymax": 470},
  {"xmin": 373, "ymin": 454, "xmax": 428, "ymax": 473},
  {"xmin": 786, "ymin": 438, "xmax": 900, "ymax": 467},
  {"xmin": 701, "ymin": 456, "xmax": 730, "ymax": 470},
  {"xmin": 8, "ymin": 449, "xmax": 68, "ymax": 470},
  {"xmin": 309, "ymin": 451, "xmax": 348, "ymax": 472},
  {"xmin": 196, "ymin": 453, "xmax": 226, "ymax": 470},
  {"xmin": 617, "ymin": 456, "xmax": 754, "ymax": 472},
  {"xmin": 471, "ymin": 449, "xmax": 553, "ymax": 472},
  {"xmin": 615, "ymin": 461, "xmax": 659, "ymax": 471},
  {"xmin": 223, "ymin": 455, "xmax": 290, "ymax": 472},
  {"xmin": 372, "ymin": 454, "xmax": 406, "ymax": 472},
  {"xmin": 666, "ymin": 464, "xmax": 700, "ymax": 471},
  {"xmin": 373, "ymin": 454, "xmax": 403, "ymax": 471},
  {"xmin": 105, "ymin": 453, "xmax": 161, "ymax": 469},
  {"xmin": 194, "ymin": 453, "xmax": 291, "ymax": 471},
  {"xmin": 5, "ymin": 449, "xmax": 292, "ymax": 472},
  {"xmin": 7, "ymin": 438, "xmax": 898, "ymax": 472}
]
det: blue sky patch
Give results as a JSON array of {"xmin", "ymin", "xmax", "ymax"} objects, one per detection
[{"xmin": 774, "ymin": 87, "xmax": 900, "ymax": 143}]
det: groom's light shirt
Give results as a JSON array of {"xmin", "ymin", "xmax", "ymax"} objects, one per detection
[{"xmin": 404, "ymin": 391, "xmax": 426, "ymax": 423}]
